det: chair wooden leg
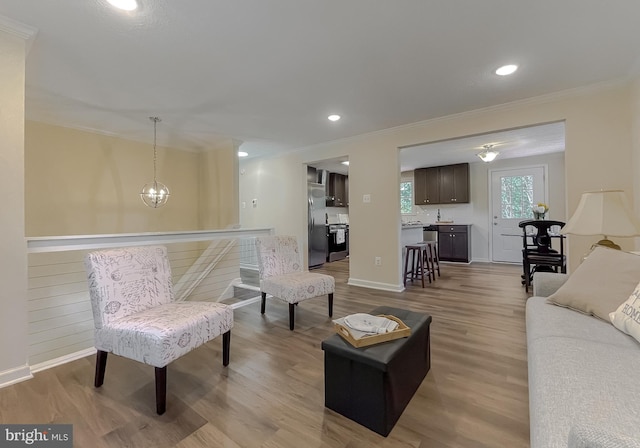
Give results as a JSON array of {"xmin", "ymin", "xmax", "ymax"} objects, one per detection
[
  {"xmin": 524, "ymin": 261, "xmax": 531, "ymax": 292},
  {"xmin": 289, "ymin": 303, "xmax": 295, "ymax": 331},
  {"xmin": 403, "ymin": 248, "xmax": 412, "ymax": 286},
  {"xmin": 328, "ymin": 293, "xmax": 333, "ymax": 317},
  {"xmin": 95, "ymin": 350, "xmax": 108, "ymax": 388},
  {"xmin": 155, "ymin": 366, "xmax": 167, "ymax": 415},
  {"xmin": 261, "ymin": 292, "xmax": 266, "ymax": 314},
  {"xmin": 222, "ymin": 330, "xmax": 230, "ymax": 366}
]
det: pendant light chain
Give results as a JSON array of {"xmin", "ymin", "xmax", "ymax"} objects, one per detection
[
  {"xmin": 140, "ymin": 116, "xmax": 170, "ymax": 208},
  {"xmin": 151, "ymin": 116, "xmax": 160, "ymax": 183}
]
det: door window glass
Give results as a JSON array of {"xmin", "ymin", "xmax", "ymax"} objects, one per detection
[{"xmin": 501, "ymin": 175, "xmax": 534, "ymax": 218}]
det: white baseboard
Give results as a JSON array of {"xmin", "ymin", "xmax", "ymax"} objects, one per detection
[
  {"xmin": 347, "ymin": 278, "xmax": 404, "ymax": 292},
  {"xmin": 230, "ymin": 296, "xmax": 261, "ymax": 309},
  {"xmin": 0, "ymin": 365, "xmax": 33, "ymax": 389},
  {"xmin": 30, "ymin": 347, "xmax": 96, "ymax": 374}
]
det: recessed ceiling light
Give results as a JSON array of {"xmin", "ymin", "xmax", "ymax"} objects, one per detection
[
  {"xmin": 106, "ymin": 0, "xmax": 138, "ymax": 11},
  {"xmin": 341, "ymin": 161, "xmax": 349, "ymax": 166},
  {"xmin": 328, "ymin": 115, "xmax": 341, "ymax": 122},
  {"xmin": 238, "ymin": 151, "xmax": 248, "ymax": 157},
  {"xmin": 495, "ymin": 64, "xmax": 518, "ymax": 76}
]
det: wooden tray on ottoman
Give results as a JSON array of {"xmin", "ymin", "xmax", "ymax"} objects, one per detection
[{"xmin": 334, "ymin": 315, "xmax": 411, "ymax": 348}]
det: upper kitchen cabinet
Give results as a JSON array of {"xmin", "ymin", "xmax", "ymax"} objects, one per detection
[
  {"xmin": 414, "ymin": 167, "xmax": 439, "ymax": 205},
  {"xmin": 439, "ymin": 163, "xmax": 469, "ymax": 203},
  {"xmin": 327, "ymin": 172, "xmax": 348, "ymax": 207},
  {"xmin": 414, "ymin": 163, "xmax": 469, "ymax": 205}
]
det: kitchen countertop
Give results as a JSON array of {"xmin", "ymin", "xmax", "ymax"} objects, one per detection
[{"xmin": 401, "ymin": 223, "xmax": 472, "ymax": 229}]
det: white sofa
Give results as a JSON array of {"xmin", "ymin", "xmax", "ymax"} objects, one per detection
[{"xmin": 527, "ymin": 272, "xmax": 640, "ymax": 448}]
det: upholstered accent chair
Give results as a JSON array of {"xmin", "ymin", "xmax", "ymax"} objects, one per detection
[
  {"xmin": 84, "ymin": 245, "xmax": 233, "ymax": 414},
  {"xmin": 255, "ymin": 236, "xmax": 335, "ymax": 330}
]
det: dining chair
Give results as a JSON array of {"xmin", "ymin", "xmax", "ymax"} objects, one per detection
[
  {"xmin": 518, "ymin": 219, "xmax": 567, "ymax": 292},
  {"xmin": 255, "ymin": 235, "xmax": 335, "ymax": 330},
  {"xmin": 84, "ymin": 245, "xmax": 233, "ymax": 414}
]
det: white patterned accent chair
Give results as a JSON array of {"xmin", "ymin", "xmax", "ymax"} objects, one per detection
[
  {"xmin": 255, "ymin": 235, "xmax": 335, "ymax": 330},
  {"xmin": 84, "ymin": 245, "xmax": 233, "ymax": 415}
]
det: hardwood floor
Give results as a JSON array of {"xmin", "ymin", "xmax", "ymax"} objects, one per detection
[{"xmin": 0, "ymin": 260, "xmax": 531, "ymax": 447}]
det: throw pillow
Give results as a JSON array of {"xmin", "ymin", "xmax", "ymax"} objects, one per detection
[
  {"xmin": 610, "ymin": 281, "xmax": 640, "ymax": 343},
  {"xmin": 546, "ymin": 246, "xmax": 640, "ymax": 321}
]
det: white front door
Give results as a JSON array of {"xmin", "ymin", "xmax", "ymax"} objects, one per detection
[{"xmin": 490, "ymin": 166, "xmax": 546, "ymax": 263}]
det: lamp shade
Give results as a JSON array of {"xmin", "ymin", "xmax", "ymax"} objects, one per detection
[{"xmin": 561, "ymin": 190, "xmax": 640, "ymax": 237}]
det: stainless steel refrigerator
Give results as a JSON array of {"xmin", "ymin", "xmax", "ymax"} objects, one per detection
[{"xmin": 308, "ymin": 182, "xmax": 327, "ymax": 268}]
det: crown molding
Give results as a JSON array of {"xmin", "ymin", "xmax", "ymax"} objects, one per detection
[{"xmin": 0, "ymin": 14, "xmax": 38, "ymax": 54}]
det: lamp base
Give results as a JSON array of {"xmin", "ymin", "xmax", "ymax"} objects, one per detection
[{"xmin": 594, "ymin": 238, "xmax": 621, "ymax": 250}]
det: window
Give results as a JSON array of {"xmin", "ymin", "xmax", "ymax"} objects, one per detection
[
  {"xmin": 400, "ymin": 181, "xmax": 413, "ymax": 214},
  {"xmin": 501, "ymin": 175, "xmax": 534, "ymax": 219}
]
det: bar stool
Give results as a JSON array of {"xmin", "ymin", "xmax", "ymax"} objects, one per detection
[
  {"xmin": 403, "ymin": 244, "xmax": 432, "ymax": 288},
  {"xmin": 422, "ymin": 240, "xmax": 440, "ymax": 279}
]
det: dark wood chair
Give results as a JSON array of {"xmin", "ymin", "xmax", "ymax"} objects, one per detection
[{"xmin": 518, "ymin": 220, "xmax": 567, "ymax": 292}]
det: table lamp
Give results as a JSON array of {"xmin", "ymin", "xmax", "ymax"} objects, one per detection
[{"xmin": 561, "ymin": 190, "xmax": 640, "ymax": 250}]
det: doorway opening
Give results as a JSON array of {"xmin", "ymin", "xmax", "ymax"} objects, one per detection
[
  {"xmin": 307, "ymin": 157, "xmax": 349, "ymax": 270},
  {"xmin": 399, "ymin": 121, "xmax": 565, "ymax": 264}
]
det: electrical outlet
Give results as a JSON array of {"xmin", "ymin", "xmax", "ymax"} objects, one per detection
[
  {"xmin": 363, "ymin": 194, "xmax": 371, "ymax": 203},
  {"xmin": 375, "ymin": 256, "xmax": 382, "ymax": 266}
]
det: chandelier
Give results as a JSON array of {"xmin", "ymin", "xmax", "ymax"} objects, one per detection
[{"xmin": 140, "ymin": 117, "xmax": 170, "ymax": 208}]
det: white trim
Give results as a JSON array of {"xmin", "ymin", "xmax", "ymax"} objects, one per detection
[
  {"xmin": 0, "ymin": 14, "xmax": 38, "ymax": 54},
  {"xmin": 0, "ymin": 365, "xmax": 33, "ymax": 388},
  {"xmin": 230, "ymin": 296, "xmax": 261, "ymax": 309},
  {"xmin": 26, "ymin": 228, "xmax": 273, "ymax": 253},
  {"xmin": 30, "ymin": 348, "xmax": 97, "ymax": 374},
  {"xmin": 0, "ymin": 15, "xmax": 38, "ymax": 40},
  {"xmin": 347, "ymin": 278, "xmax": 404, "ymax": 292}
]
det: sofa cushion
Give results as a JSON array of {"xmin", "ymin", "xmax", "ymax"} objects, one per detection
[
  {"xmin": 568, "ymin": 425, "xmax": 640, "ymax": 448},
  {"xmin": 527, "ymin": 335, "xmax": 640, "ymax": 448},
  {"xmin": 527, "ymin": 297, "xmax": 639, "ymax": 350},
  {"xmin": 609, "ymin": 280, "xmax": 640, "ymax": 344},
  {"xmin": 546, "ymin": 246, "xmax": 640, "ymax": 321}
]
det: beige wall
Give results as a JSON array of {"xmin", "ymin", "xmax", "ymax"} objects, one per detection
[
  {"xmin": 25, "ymin": 121, "xmax": 239, "ymax": 236},
  {"xmin": 0, "ymin": 31, "xmax": 30, "ymax": 382},
  {"xmin": 198, "ymin": 139, "xmax": 241, "ymax": 229},
  {"xmin": 240, "ymin": 81, "xmax": 637, "ymax": 290}
]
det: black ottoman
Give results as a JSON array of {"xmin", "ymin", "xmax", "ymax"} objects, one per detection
[{"xmin": 321, "ymin": 306, "xmax": 432, "ymax": 436}]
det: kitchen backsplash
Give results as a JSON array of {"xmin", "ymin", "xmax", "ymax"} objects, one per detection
[
  {"xmin": 402, "ymin": 203, "xmax": 474, "ymax": 224},
  {"xmin": 327, "ymin": 207, "xmax": 349, "ymax": 224}
]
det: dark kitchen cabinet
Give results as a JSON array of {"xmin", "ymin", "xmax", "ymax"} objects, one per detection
[
  {"xmin": 414, "ymin": 167, "xmax": 439, "ymax": 205},
  {"xmin": 438, "ymin": 225, "xmax": 471, "ymax": 262},
  {"xmin": 413, "ymin": 163, "xmax": 469, "ymax": 205},
  {"xmin": 439, "ymin": 163, "xmax": 469, "ymax": 204},
  {"xmin": 327, "ymin": 173, "xmax": 348, "ymax": 207}
]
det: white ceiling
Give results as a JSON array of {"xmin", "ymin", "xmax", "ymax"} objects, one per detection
[
  {"xmin": 400, "ymin": 121, "xmax": 566, "ymax": 171},
  {"xmin": 1, "ymin": 1, "xmax": 639, "ymax": 160}
]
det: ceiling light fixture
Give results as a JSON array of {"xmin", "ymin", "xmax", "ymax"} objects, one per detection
[
  {"xmin": 328, "ymin": 114, "xmax": 341, "ymax": 122},
  {"xmin": 495, "ymin": 64, "xmax": 518, "ymax": 76},
  {"xmin": 106, "ymin": 0, "xmax": 138, "ymax": 11},
  {"xmin": 140, "ymin": 117, "xmax": 170, "ymax": 208},
  {"xmin": 238, "ymin": 151, "xmax": 248, "ymax": 157},
  {"xmin": 341, "ymin": 161, "xmax": 349, "ymax": 166},
  {"xmin": 477, "ymin": 144, "xmax": 499, "ymax": 162}
]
